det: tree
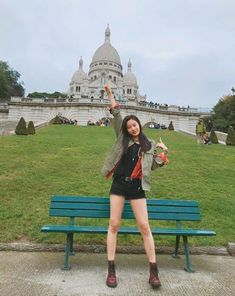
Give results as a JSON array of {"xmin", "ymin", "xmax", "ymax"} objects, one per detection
[
  {"xmin": 226, "ymin": 126, "xmax": 235, "ymax": 146},
  {"xmin": 15, "ymin": 117, "xmax": 28, "ymax": 135},
  {"xmin": 210, "ymin": 130, "xmax": 218, "ymax": 144},
  {"xmin": 0, "ymin": 60, "xmax": 25, "ymax": 101},
  {"xmin": 28, "ymin": 121, "xmax": 36, "ymax": 135},
  {"xmin": 50, "ymin": 115, "xmax": 62, "ymax": 124},
  {"xmin": 28, "ymin": 91, "xmax": 67, "ymax": 98},
  {"xmin": 211, "ymin": 95, "xmax": 235, "ymax": 133}
]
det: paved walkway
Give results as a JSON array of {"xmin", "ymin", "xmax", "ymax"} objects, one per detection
[
  {"xmin": 0, "ymin": 252, "xmax": 234, "ymax": 296},
  {"xmin": 0, "ymin": 120, "xmax": 18, "ymax": 135}
]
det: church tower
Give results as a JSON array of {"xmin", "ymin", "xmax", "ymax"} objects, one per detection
[{"xmin": 68, "ymin": 25, "xmax": 146, "ymax": 105}]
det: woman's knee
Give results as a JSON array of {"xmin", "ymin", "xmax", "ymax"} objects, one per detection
[
  {"xmin": 108, "ymin": 218, "xmax": 121, "ymax": 233},
  {"xmin": 139, "ymin": 222, "xmax": 151, "ymax": 236}
]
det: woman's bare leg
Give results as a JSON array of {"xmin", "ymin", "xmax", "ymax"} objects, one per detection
[
  {"xmin": 130, "ymin": 198, "xmax": 156, "ymax": 262},
  {"xmin": 130, "ymin": 198, "xmax": 161, "ymax": 288},
  {"xmin": 107, "ymin": 194, "xmax": 125, "ymax": 260}
]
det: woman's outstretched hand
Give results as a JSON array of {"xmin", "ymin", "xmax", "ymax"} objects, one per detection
[
  {"xmin": 104, "ymin": 84, "xmax": 112, "ymax": 97},
  {"xmin": 156, "ymin": 137, "xmax": 168, "ymax": 152},
  {"xmin": 104, "ymin": 84, "xmax": 119, "ymax": 109},
  {"xmin": 156, "ymin": 138, "xmax": 169, "ymax": 164}
]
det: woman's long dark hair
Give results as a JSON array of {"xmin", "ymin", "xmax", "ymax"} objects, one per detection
[{"xmin": 121, "ymin": 115, "xmax": 152, "ymax": 154}]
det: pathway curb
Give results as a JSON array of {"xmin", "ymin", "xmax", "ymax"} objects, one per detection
[{"xmin": 0, "ymin": 242, "xmax": 231, "ymax": 256}]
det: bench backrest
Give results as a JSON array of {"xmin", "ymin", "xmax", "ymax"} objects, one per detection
[{"xmin": 49, "ymin": 196, "xmax": 201, "ymax": 222}]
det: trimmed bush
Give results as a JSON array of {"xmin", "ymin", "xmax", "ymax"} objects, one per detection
[
  {"xmin": 210, "ymin": 130, "xmax": 218, "ymax": 144},
  {"xmin": 226, "ymin": 126, "xmax": 235, "ymax": 146},
  {"xmin": 15, "ymin": 117, "xmax": 28, "ymax": 135},
  {"xmin": 168, "ymin": 121, "xmax": 174, "ymax": 130},
  {"xmin": 50, "ymin": 115, "xmax": 62, "ymax": 124},
  {"xmin": 28, "ymin": 121, "xmax": 36, "ymax": 135}
]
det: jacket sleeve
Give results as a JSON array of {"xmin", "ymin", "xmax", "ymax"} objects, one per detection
[
  {"xmin": 110, "ymin": 107, "xmax": 123, "ymax": 138},
  {"xmin": 150, "ymin": 141, "xmax": 165, "ymax": 170},
  {"xmin": 151, "ymin": 154, "xmax": 165, "ymax": 170}
]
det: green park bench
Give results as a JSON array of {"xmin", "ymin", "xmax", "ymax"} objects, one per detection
[{"xmin": 41, "ymin": 195, "xmax": 216, "ymax": 272}]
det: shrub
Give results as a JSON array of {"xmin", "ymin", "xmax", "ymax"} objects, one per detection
[
  {"xmin": 50, "ymin": 115, "xmax": 62, "ymax": 124},
  {"xmin": 28, "ymin": 121, "xmax": 36, "ymax": 135},
  {"xmin": 210, "ymin": 130, "xmax": 218, "ymax": 144},
  {"xmin": 226, "ymin": 126, "xmax": 235, "ymax": 145},
  {"xmin": 168, "ymin": 121, "xmax": 174, "ymax": 130},
  {"xmin": 15, "ymin": 117, "xmax": 28, "ymax": 135}
]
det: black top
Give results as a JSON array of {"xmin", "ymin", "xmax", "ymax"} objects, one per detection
[{"xmin": 114, "ymin": 143, "xmax": 140, "ymax": 178}]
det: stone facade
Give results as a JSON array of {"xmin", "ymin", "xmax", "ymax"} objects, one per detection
[
  {"xmin": 68, "ymin": 25, "xmax": 145, "ymax": 106},
  {"xmin": 6, "ymin": 25, "xmax": 210, "ymax": 132},
  {"xmin": 8, "ymin": 99, "xmax": 202, "ymax": 133}
]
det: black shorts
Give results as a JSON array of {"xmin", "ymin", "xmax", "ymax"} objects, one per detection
[{"xmin": 109, "ymin": 176, "xmax": 146, "ymax": 200}]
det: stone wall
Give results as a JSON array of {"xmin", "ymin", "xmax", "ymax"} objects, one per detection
[
  {"xmin": 7, "ymin": 101, "xmax": 207, "ymax": 133},
  {"xmin": 0, "ymin": 109, "xmax": 9, "ymax": 120},
  {"xmin": 215, "ymin": 131, "xmax": 227, "ymax": 144}
]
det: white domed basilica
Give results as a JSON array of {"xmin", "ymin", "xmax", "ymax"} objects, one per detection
[{"xmin": 68, "ymin": 25, "xmax": 147, "ymax": 106}]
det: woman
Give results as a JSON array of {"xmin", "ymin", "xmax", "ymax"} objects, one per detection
[{"xmin": 103, "ymin": 85, "xmax": 168, "ymax": 289}]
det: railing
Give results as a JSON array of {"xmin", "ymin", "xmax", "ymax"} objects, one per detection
[
  {"xmin": 9, "ymin": 97, "xmax": 212, "ymax": 114},
  {"xmin": 0, "ymin": 103, "xmax": 9, "ymax": 109}
]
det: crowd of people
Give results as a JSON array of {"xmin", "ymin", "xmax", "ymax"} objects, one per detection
[
  {"xmin": 148, "ymin": 123, "xmax": 167, "ymax": 129},
  {"xmin": 87, "ymin": 118, "xmax": 110, "ymax": 127},
  {"xmin": 54, "ymin": 115, "xmax": 78, "ymax": 125}
]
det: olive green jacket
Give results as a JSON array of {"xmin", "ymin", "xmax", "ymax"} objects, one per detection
[
  {"xmin": 102, "ymin": 108, "xmax": 164, "ymax": 191},
  {"xmin": 196, "ymin": 122, "xmax": 206, "ymax": 134}
]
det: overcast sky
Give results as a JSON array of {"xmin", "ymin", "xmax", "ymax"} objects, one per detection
[{"xmin": 1, "ymin": 0, "xmax": 235, "ymax": 108}]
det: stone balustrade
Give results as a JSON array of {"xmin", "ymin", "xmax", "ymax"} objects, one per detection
[{"xmin": 10, "ymin": 96, "xmax": 211, "ymax": 114}]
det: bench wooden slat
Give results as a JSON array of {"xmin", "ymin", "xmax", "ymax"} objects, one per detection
[
  {"xmin": 52, "ymin": 196, "xmax": 199, "ymax": 207},
  {"xmin": 49, "ymin": 209, "xmax": 201, "ymax": 221},
  {"xmin": 41, "ymin": 225, "xmax": 216, "ymax": 236},
  {"xmin": 52, "ymin": 196, "xmax": 109, "ymax": 203},
  {"xmin": 50, "ymin": 202, "xmax": 200, "ymax": 214}
]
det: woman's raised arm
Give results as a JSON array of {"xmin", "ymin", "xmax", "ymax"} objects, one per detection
[{"xmin": 104, "ymin": 84, "xmax": 119, "ymax": 110}]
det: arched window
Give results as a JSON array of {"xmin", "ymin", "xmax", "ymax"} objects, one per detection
[
  {"xmin": 109, "ymin": 75, "xmax": 112, "ymax": 80},
  {"xmin": 76, "ymin": 86, "xmax": 78, "ymax": 92},
  {"xmin": 78, "ymin": 86, "xmax": 81, "ymax": 92},
  {"xmin": 113, "ymin": 76, "xmax": 116, "ymax": 82}
]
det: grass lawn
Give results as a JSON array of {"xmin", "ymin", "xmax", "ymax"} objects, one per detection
[{"xmin": 0, "ymin": 125, "xmax": 234, "ymax": 247}]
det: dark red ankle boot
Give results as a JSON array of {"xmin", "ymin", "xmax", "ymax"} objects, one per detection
[
  {"xmin": 149, "ymin": 262, "xmax": 161, "ymax": 288},
  {"xmin": 106, "ymin": 260, "xmax": 117, "ymax": 288}
]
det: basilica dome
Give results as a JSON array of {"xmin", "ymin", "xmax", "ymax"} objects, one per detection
[
  {"xmin": 123, "ymin": 60, "xmax": 138, "ymax": 86},
  {"xmin": 71, "ymin": 57, "xmax": 88, "ymax": 82},
  {"xmin": 91, "ymin": 25, "xmax": 121, "ymax": 66}
]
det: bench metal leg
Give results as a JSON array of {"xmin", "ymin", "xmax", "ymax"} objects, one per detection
[
  {"xmin": 172, "ymin": 235, "xmax": 181, "ymax": 258},
  {"xmin": 69, "ymin": 233, "xmax": 75, "ymax": 256},
  {"xmin": 62, "ymin": 233, "xmax": 73, "ymax": 270},
  {"xmin": 182, "ymin": 236, "xmax": 195, "ymax": 273}
]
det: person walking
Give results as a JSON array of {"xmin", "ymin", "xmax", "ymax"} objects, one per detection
[
  {"xmin": 206, "ymin": 119, "xmax": 213, "ymax": 138},
  {"xmin": 196, "ymin": 118, "xmax": 206, "ymax": 146},
  {"xmin": 102, "ymin": 84, "xmax": 169, "ymax": 289}
]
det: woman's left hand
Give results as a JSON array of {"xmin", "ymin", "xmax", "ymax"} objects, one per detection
[{"xmin": 156, "ymin": 138, "xmax": 168, "ymax": 152}]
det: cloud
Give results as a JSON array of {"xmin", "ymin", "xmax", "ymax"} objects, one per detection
[{"xmin": 0, "ymin": 0, "xmax": 235, "ymax": 108}]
